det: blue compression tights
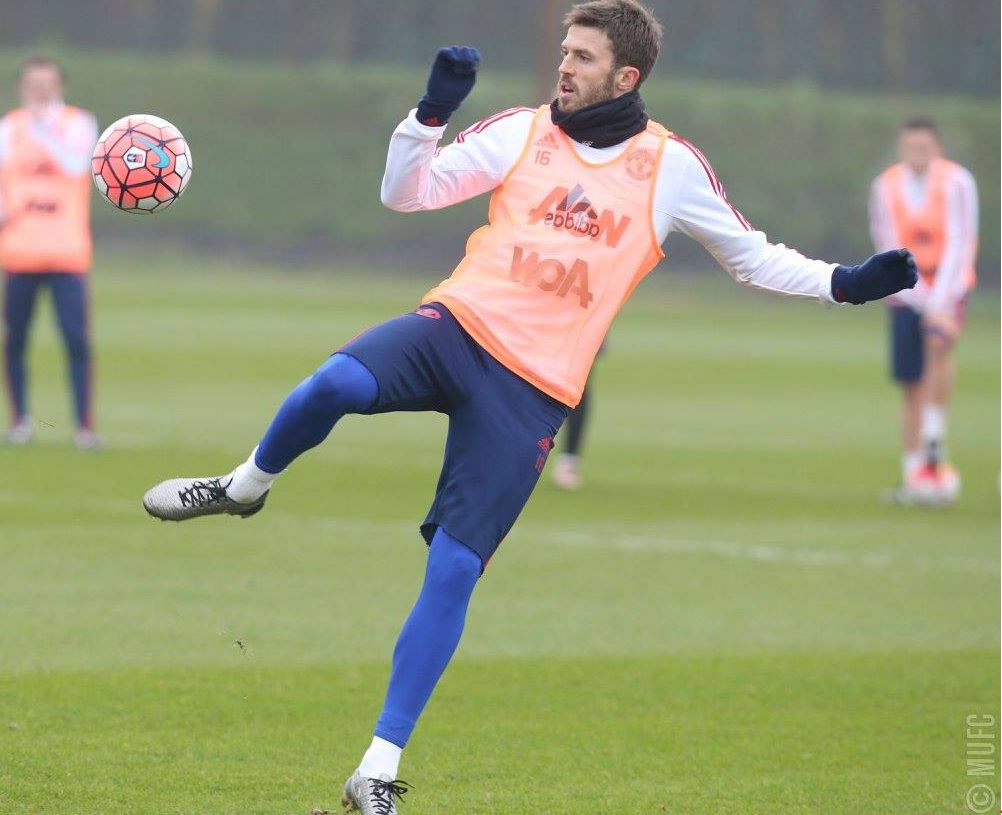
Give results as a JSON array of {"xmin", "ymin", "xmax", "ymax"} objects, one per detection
[
  {"xmin": 375, "ymin": 527, "xmax": 482, "ymax": 747},
  {"xmin": 255, "ymin": 352, "xmax": 377, "ymax": 473},
  {"xmin": 252, "ymin": 351, "xmax": 481, "ymax": 748}
]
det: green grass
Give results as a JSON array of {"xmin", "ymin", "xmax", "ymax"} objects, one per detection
[
  {"xmin": 0, "ymin": 253, "xmax": 998, "ymax": 813},
  {"xmin": 0, "ymin": 46, "xmax": 997, "ymax": 267}
]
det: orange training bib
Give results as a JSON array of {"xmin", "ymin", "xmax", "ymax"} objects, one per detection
[
  {"xmin": 422, "ymin": 106, "xmax": 668, "ymax": 407},
  {"xmin": 883, "ymin": 158, "xmax": 975, "ymax": 288},
  {"xmin": 0, "ymin": 107, "xmax": 92, "ymax": 274}
]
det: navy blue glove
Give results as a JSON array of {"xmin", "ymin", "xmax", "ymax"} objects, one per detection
[
  {"xmin": 831, "ymin": 249, "xmax": 918, "ymax": 305},
  {"xmin": 416, "ymin": 46, "xmax": 481, "ymax": 126}
]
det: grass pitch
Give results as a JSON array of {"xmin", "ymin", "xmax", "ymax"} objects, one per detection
[{"xmin": 1, "ymin": 253, "xmax": 998, "ymax": 814}]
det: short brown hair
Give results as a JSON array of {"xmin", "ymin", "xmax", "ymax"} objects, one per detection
[
  {"xmin": 16, "ymin": 56, "xmax": 65, "ymax": 84},
  {"xmin": 901, "ymin": 115, "xmax": 941, "ymax": 140},
  {"xmin": 564, "ymin": 0, "xmax": 663, "ymax": 86}
]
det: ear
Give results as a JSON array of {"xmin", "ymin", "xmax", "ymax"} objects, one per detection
[{"xmin": 615, "ymin": 66, "xmax": 641, "ymax": 93}]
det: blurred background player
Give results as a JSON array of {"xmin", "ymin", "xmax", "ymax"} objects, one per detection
[
  {"xmin": 552, "ymin": 380, "xmax": 592, "ymax": 490},
  {"xmin": 552, "ymin": 343, "xmax": 603, "ymax": 491},
  {"xmin": 0, "ymin": 56, "xmax": 99, "ymax": 448},
  {"xmin": 869, "ymin": 116, "xmax": 978, "ymax": 504}
]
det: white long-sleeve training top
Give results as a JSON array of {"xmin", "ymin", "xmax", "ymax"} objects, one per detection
[
  {"xmin": 869, "ymin": 163, "xmax": 979, "ymax": 314},
  {"xmin": 382, "ymin": 107, "xmax": 839, "ymax": 304}
]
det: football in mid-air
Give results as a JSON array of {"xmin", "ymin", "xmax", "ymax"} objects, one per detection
[{"xmin": 91, "ymin": 114, "xmax": 192, "ymax": 213}]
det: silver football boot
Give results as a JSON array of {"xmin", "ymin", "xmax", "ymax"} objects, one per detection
[
  {"xmin": 142, "ymin": 475, "xmax": 267, "ymax": 521},
  {"xmin": 341, "ymin": 771, "xmax": 411, "ymax": 815}
]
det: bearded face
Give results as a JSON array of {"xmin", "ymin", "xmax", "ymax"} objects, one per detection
[{"xmin": 556, "ymin": 25, "xmax": 622, "ymax": 113}]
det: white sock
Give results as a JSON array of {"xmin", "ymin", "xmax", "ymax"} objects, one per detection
[
  {"xmin": 226, "ymin": 447, "xmax": 279, "ymax": 503},
  {"xmin": 920, "ymin": 405, "xmax": 946, "ymax": 445},
  {"xmin": 357, "ymin": 736, "xmax": 402, "ymax": 781},
  {"xmin": 902, "ymin": 450, "xmax": 923, "ymax": 480}
]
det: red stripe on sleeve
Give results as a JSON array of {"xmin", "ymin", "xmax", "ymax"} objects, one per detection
[
  {"xmin": 455, "ymin": 106, "xmax": 534, "ymax": 144},
  {"xmin": 669, "ymin": 134, "xmax": 753, "ymax": 231}
]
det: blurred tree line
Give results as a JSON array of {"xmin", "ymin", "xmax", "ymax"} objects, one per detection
[
  {"xmin": 2, "ymin": 47, "xmax": 996, "ymax": 271},
  {"xmin": 2, "ymin": 0, "xmax": 997, "ymax": 97}
]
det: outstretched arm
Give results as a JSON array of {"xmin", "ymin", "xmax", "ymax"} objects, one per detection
[
  {"xmin": 662, "ymin": 139, "xmax": 916, "ymax": 304},
  {"xmin": 380, "ymin": 46, "xmax": 532, "ymax": 213},
  {"xmin": 380, "ymin": 105, "xmax": 533, "ymax": 213}
]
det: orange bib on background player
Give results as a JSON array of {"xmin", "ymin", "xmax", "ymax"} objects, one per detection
[
  {"xmin": 0, "ymin": 107, "xmax": 92, "ymax": 274},
  {"xmin": 882, "ymin": 158, "xmax": 976, "ymax": 288},
  {"xmin": 422, "ymin": 106, "xmax": 668, "ymax": 407}
]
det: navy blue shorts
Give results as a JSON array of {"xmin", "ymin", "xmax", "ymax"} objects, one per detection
[
  {"xmin": 339, "ymin": 304, "xmax": 570, "ymax": 564},
  {"xmin": 889, "ymin": 305, "xmax": 923, "ymax": 383}
]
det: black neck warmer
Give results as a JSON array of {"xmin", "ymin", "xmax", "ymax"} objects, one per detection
[{"xmin": 549, "ymin": 90, "xmax": 649, "ymax": 148}]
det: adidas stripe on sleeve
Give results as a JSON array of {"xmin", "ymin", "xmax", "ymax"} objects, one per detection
[{"xmin": 658, "ymin": 136, "xmax": 837, "ymax": 303}]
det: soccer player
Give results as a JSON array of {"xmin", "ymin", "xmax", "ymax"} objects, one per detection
[
  {"xmin": 552, "ymin": 359, "xmax": 604, "ymax": 490},
  {"xmin": 0, "ymin": 56, "xmax": 100, "ymax": 448},
  {"xmin": 551, "ymin": 380, "xmax": 593, "ymax": 490},
  {"xmin": 143, "ymin": 2, "xmax": 917, "ymax": 811},
  {"xmin": 870, "ymin": 116, "xmax": 978, "ymax": 505}
]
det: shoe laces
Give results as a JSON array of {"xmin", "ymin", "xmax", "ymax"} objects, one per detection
[
  {"xmin": 178, "ymin": 477, "xmax": 230, "ymax": 508},
  {"xmin": 368, "ymin": 778, "xmax": 411, "ymax": 814}
]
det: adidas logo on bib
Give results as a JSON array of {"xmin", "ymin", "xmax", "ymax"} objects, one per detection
[
  {"xmin": 527, "ymin": 183, "xmax": 631, "ymax": 247},
  {"xmin": 533, "ymin": 132, "xmax": 561, "ymax": 150}
]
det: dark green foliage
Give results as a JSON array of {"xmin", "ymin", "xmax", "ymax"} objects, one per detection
[{"xmin": 0, "ymin": 49, "xmax": 996, "ymax": 272}]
